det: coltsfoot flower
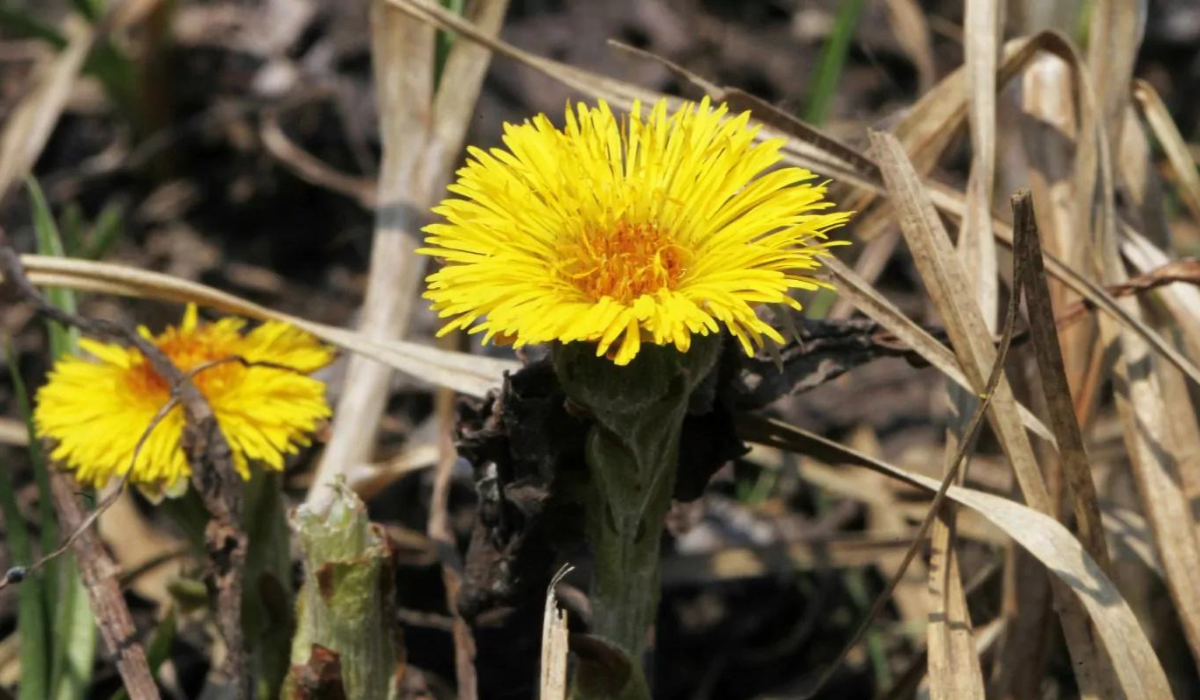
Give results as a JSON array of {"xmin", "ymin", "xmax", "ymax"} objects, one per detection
[
  {"xmin": 34, "ymin": 305, "xmax": 334, "ymax": 497},
  {"xmin": 419, "ymin": 97, "xmax": 852, "ymax": 365}
]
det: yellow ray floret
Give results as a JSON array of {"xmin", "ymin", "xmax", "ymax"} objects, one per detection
[
  {"xmin": 34, "ymin": 305, "xmax": 335, "ymax": 496},
  {"xmin": 418, "ymin": 97, "xmax": 852, "ymax": 365}
]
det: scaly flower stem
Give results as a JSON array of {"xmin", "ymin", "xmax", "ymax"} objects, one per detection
[{"xmin": 555, "ymin": 336, "xmax": 720, "ymax": 698}]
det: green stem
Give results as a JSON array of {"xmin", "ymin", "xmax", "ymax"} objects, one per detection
[
  {"xmin": 584, "ymin": 411, "xmax": 681, "ymax": 658},
  {"xmin": 554, "ymin": 336, "xmax": 720, "ymax": 698}
]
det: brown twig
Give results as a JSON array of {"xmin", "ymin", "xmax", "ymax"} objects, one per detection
[
  {"xmin": 1055, "ymin": 257, "xmax": 1200, "ymax": 327},
  {"xmin": 47, "ymin": 470, "xmax": 161, "ymax": 700},
  {"xmin": 0, "ymin": 228, "xmax": 252, "ymax": 699},
  {"xmin": 0, "ymin": 472, "xmax": 129, "ymax": 592}
]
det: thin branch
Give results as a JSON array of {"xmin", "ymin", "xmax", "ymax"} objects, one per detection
[{"xmin": 0, "ymin": 228, "xmax": 251, "ymax": 699}]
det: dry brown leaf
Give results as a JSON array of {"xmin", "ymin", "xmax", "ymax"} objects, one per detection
[{"xmin": 1012, "ymin": 191, "xmax": 1111, "ymax": 569}]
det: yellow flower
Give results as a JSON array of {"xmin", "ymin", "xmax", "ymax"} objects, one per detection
[
  {"xmin": 34, "ymin": 305, "xmax": 334, "ymax": 497},
  {"xmin": 419, "ymin": 97, "xmax": 852, "ymax": 365}
]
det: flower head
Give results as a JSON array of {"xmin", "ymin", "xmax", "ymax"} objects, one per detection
[
  {"xmin": 419, "ymin": 97, "xmax": 851, "ymax": 365},
  {"xmin": 34, "ymin": 305, "xmax": 334, "ymax": 497}
]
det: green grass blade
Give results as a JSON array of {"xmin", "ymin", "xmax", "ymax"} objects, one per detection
[
  {"xmin": 7, "ymin": 348, "xmax": 58, "ymax": 570},
  {"xmin": 50, "ymin": 566, "xmax": 97, "ymax": 700},
  {"xmin": 26, "ymin": 178, "xmax": 80, "ymax": 357},
  {"xmin": 803, "ymin": 0, "xmax": 865, "ymax": 127},
  {"xmin": 59, "ymin": 203, "xmax": 86, "ymax": 259},
  {"xmin": 2, "ymin": 348, "xmax": 51, "ymax": 698},
  {"xmin": 8, "ymin": 343, "xmax": 98, "ymax": 700},
  {"xmin": 25, "ymin": 178, "xmax": 98, "ymax": 699},
  {"xmin": 85, "ymin": 201, "xmax": 126, "ymax": 260},
  {"xmin": 69, "ymin": 0, "xmax": 103, "ymax": 22}
]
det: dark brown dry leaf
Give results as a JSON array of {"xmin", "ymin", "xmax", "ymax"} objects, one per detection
[
  {"xmin": 729, "ymin": 316, "xmax": 952, "ymax": 410},
  {"xmin": 1011, "ymin": 190, "xmax": 1110, "ymax": 570}
]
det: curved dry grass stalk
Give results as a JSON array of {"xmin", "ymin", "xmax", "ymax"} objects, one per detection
[{"xmin": 6, "ymin": 255, "xmax": 517, "ymax": 397}]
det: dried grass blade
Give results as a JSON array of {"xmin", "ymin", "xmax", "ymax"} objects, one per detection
[
  {"xmin": 1119, "ymin": 235, "xmax": 1200, "ymax": 525},
  {"xmin": 430, "ymin": 0, "xmax": 510, "ymax": 172},
  {"xmin": 1085, "ymin": 19, "xmax": 1200, "ymax": 666},
  {"xmin": 883, "ymin": 0, "xmax": 935, "ymax": 94},
  {"xmin": 311, "ymin": 0, "xmax": 440, "ymax": 506},
  {"xmin": 870, "ymin": 130, "xmax": 1119, "ymax": 697},
  {"xmin": 9, "ymin": 254, "xmax": 517, "ymax": 396},
  {"xmin": 892, "ymin": 35, "xmax": 1040, "ymax": 181},
  {"xmin": 742, "ymin": 417, "xmax": 1172, "ymax": 700},
  {"xmin": 1086, "ymin": 0, "xmax": 1144, "ymax": 155},
  {"xmin": 1132, "ymin": 79, "xmax": 1200, "ymax": 227},
  {"xmin": 925, "ymin": 7, "xmax": 1003, "ymax": 691},
  {"xmin": 869, "ymin": 130, "xmax": 1052, "ymax": 510},
  {"xmin": 1101, "ymin": 269, "xmax": 1200, "ymax": 666},
  {"xmin": 960, "ymin": 0, "xmax": 1001, "ymax": 330},
  {"xmin": 540, "ymin": 566, "xmax": 572, "ymax": 700},
  {"xmin": 1019, "ymin": 54, "xmax": 1092, "ymax": 397},
  {"xmin": 822, "ymin": 255, "xmax": 1055, "ymax": 444},
  {"xmin": 0, "ymin": 18, "xmax": 91, "ymax": 202},
  {"xmin": 782, "ymin": 260, "xmax": 1018, "ymax": 698},
  {"xmin": 927, "ymin": 181, "xmax": 1200, "ymax": 390}
]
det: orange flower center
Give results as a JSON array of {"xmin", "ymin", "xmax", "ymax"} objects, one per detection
[
  {"xmin": 124, "ymin": 331, "xmax": 242, "ymax": 400},
  {"xmin": 559, "ymin": 221, "xmax": 690, "ymax": 303}
]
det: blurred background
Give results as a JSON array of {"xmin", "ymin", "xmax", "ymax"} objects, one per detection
[{"xmin": 3, "ymin": 1, "xmax": 1200, "ymax": 698}]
